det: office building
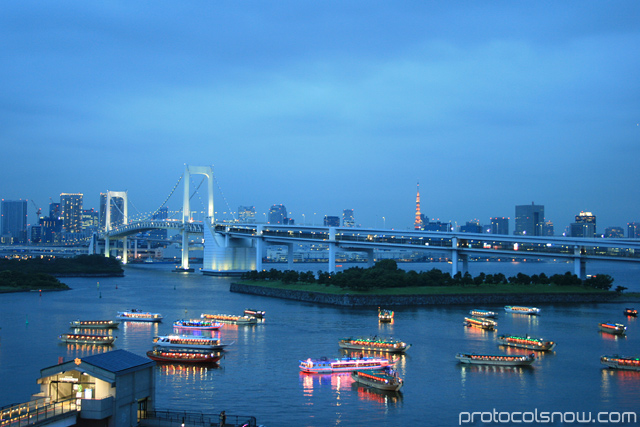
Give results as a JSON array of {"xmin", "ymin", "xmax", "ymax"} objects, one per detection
[
  {"xmin": 514, "ymin": 203, "xmax": 544, "ymax": 236},
  {"xmin": 1, "ymin": 199, "xmax": 28, "ymax": 244},
  {"xmin": 544, "ymin": 220, "xmax": 554, "ymax": 236},
  {"xmin": 238, "ymin": 206, "xmax": 256, "ymax": 223},
  {"xmin": 99, "ymin": 193, "xmax": 125, "ymax": 230},
  {"xmin": 490, "ymin": 217, "xmax": 509, "ymax": 235},
  {"xmin": 424, "ymin": 221, "xmax": 452, "ymax": 232},
  {"xmin": 268, "ymin": 204, "xmax": 287, "ymax": 225},
  {"xmin": 343, "ymin": 209, "xmax": 355, "ymax": 227},
  {"xmin": 60, "ymin": 193, "xmax": 83, "ymax": 233},
  {"xmin": 149, "ymin": 207, "xmax": 169, "ymax": 242},
  {"xmin": 82, "ymin": 208, "xmax": 99, "ymax": 230},
  {"xmin": 460, "ymin": 220, "xmax": 482, "ymax": 233},
  {"xmin": 573, "ymin": 211, "xmax": 596, "ymax": 237},
  {"xmin": 604, "ymin": 227, "xmax": 624, "ymax": 238},
  {"xmin": 324, "ymin": 215, "xmax": 340, "ymax": 227},
  {"xmin": 628, "ymin": 222, "xmax": 640, "ymax": 238}
]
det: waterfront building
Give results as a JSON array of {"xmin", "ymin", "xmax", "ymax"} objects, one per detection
[
  {"xmin": 628, "ymin": 222, "xmax": 640, "ymax": 238},
  {"xmin": 324, "ymin": 215, "xmax": 340, "ymax": 227},
  {"xmin": 268, "ymin": 204, "xmax": 287, "ymax": 224},
  {"xmin": 604, "ymin": 227, "xmax": 624, "ymax": 238},
  {"xmin": 515, "ymin": 202, "xmax": 544, "ymax": 236},
  {"xmin": 1, "ymin": 199, "xmax": 28, "ymax": 244},
  {"xmin": 238, "ymin": 205, "xmax": 256, "ymax": 223},
  {"xmin": 572, "ymin": 211, "xmax": 596, "ymax": 237},
  {"xmin": 343, "ymin": 209, "xmax": 355, "ymax": 227},
  {"xmin": 60, "ymin": 193, "xmax": 83, "ymax": 233},
  {"xmin": 414, "ymin": 182, "xmax": 424, "ymax": 230},
  {"xmin": 490, "ymin": 217, "xmax": 509, "ymax": 235}
]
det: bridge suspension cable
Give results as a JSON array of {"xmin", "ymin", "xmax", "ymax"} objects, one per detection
[
  {"xmin": 213, "ymin": 173, "xmax": 237, "ymax": 222},
  {"xmin": 145, "ymin": 173, "xmax": 184, "ymax": 220}
]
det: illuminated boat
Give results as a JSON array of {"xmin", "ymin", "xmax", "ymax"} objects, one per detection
[
  {"xmin": 600, "ymin": 355, "xmax": 640, "ymax": 371},
  {"xmin": 153, "ymin": 335, "xmax": 232, "ymax": 350},
  {"xmin": 339, "ymin": 337, "xmax": 410, "ymax": 353},
  {"xmin": 378, "ymin": 308, "xmax": 394, "ymax": 323},
  {"xmin": 59, "ymin": 333, "xmax": 115, "ymax": 345},
  {"xmin": 173, "ymin": 319, "xmax": 222, "ymax": 330},
  {"xmin": 244, "ymin": 309, "xmax": 265, "ymax": 319},
  {"xmin": 623, "ymin": 308, "xmax": 638, "ymax": 317},
  {"xmin": 464, "ymin": 317, "xmax": 497, "ymax": 330},
  {"xmin": 117, "ymin": 309, "xmax": 163, "ymax": 322},
  {"xmin": 455, "ymin": 352, "xmax": 536, "ymax": 366},
  {"xmin": 70, "ymin": 320, "xmax": 120, "ymax": 329},
  {"xmin": 146, "ymin": 349, "xmax": 222, "ymax": 364},
  {"xmin": 299, "ymin": 356, "xmax": 395, "ymax": 374},
  {"xmin": 469, "ymin": 309, "xmax": 498, "ymax": 318},
  {"xmin": 498, "ymin": 334, "xmax": 556, "ymax": 351},
  {"xmin": 351, "ymin": 367, "xmax": 403, "ymax": 391},
  {"xmin": 598, "ymin": 322, "xmax": 626, "ymax": 335},
  {"xmin": 201, "ymin": 313, "xmax": 257, "ymax": 325},
  {"xmin": 504, "ymin": 306, "xmax": 540, "ymax": 315}
]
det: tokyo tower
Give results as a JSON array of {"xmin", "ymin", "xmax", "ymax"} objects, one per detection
[{"xmin": 414, "ymin": 182, "xmax": 423, "ymax": 230}]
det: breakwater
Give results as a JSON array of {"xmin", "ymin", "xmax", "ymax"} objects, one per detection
[{"xmin": 230, "ymin": 282, "xmax": 619, "ymax": 306}]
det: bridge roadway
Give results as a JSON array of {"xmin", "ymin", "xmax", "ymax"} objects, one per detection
[{"xmin": 103, "ymin": 221, "xmax": 640, "ymax": 276}]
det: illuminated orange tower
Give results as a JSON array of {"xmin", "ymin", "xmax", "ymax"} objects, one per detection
[{"xmin": 414, "ymin": 182, "xmax": 423, "ymax": 230}]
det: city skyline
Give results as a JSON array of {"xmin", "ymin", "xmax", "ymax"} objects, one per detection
[{"xmin": 1, "ymin": 2, "xmax": 639, "ymax": 231}]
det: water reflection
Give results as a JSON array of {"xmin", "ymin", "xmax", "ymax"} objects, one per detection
[
  {"xmin": 351, "ymin": 383, "xmax": 403, "ymax": 408},
  {"xmin": 458, "ymin": 364, "xmax": 534, "ymax": 375},
  {"xmin": 63, "ymin": 343, "xmax": 112, "ymax": 358},
  {"xmin": 157, "ymin": 363, "xmax": 220, "ymax": 378},
  {"xmin": 598, "ymin": 331, "xmax": 627, "ymax": 341},
  {"xmin": 506, "ymin": 313, "xmax": 540, "ymax": 327}
]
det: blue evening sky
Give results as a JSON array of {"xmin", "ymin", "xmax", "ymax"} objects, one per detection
[{"xmin": 1, "ymin": 1, "xmax": 639, "ymax": 233}]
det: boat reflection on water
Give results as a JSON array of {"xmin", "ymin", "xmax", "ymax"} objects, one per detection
[
  {"xmin": 300, "ymin": 372, "xmax": 354, "ymax": 398},
  {"xmin": 598, "ymin": 331, "xmax": 627, "ymax": 341},
  {"xmin": 601, "ymin": 367, "xmax": 640, "ymax": 383},
  {"xmin": 499, "ymin": 346, "xmax": 556, "ymax": 360},
  {"xmin": 157, "ymin": 363, "xmax": 220, "ymax": 378},
  {"xmin": 458, "ymin": 364, "xmax": 534, "ymax": 375},
  {"xmin": 122, "ymin": 321, "xmax": 159, "ymax": 333},
  {"xmin": 70, "ymin": 327, "xmax": 116, "ymax": 336},
  {"xmin": 64, "ymin": 343, "xmax": 113, "ymax": 357},
  {"xmin": 351, "ymin": 382, "xmax": 403, "ymax": 407}
]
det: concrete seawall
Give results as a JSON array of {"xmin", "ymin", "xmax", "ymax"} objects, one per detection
[{"xmin": 229, "ymin": 283, "xmax": 619, "ymax": 307}]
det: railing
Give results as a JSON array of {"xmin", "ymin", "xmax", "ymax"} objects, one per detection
[
  {"xmin": 142, "ymin": 410, "xmax": 257, "ymax": 427},
  {"xmin": 0, "ymin": 398, "xmax": 77, "ymax": 427}
]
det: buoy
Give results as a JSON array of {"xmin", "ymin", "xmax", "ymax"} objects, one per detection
[{"xmin": 99, "ymin": 292, "xmax": 102, "ymax": 299}]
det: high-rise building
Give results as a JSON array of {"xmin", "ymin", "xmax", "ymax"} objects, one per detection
[
  {"xmin": 99, "ymin": 193, "xmax": 125, "ymax": 230},
  {"xmin": 604, "ymin": 227, "xmax": 624, "ymax": 238},
  {"xmin": 490, "ymin": 217, "xmax": 509, "ymax": 235},
  {"xmin": 459, "ymin": 220, "xmax": 482, "ymax": 233},
  {"xmin": 82, "ymin": 208, "xmax": 99, "ymax": 230},
  {"xmin": 60, "ymin": 193, "xmax": 83, "ymax": 233},
  {"xmin": 544, "ymin": 220, "xmax": 554, "ymax": 236},
  {"xmin": 149, "ymin": 207, "xmax": 169, "ymax": 242},
  {"xmin": 40, "ymin": 216, "xmax": 63, "ymax": 244},
  {"xmin": 49, "ymin": 202, "xmax": 61, "ymax": 219},
  {"xmin": 238, "ymin": 206, "xmax": 256, "ymax": 223},
  {"xmin": 424, "ymin": 221, "xmax": 452, "ymax": 232},
  {"xmin": 628, "ymin": 222, "xmax": 640, "ymax": 238},
  {"xmin": 1, "ymin": 199, "xmax": 28, "ymax": 244},
  {"xmin": 324, "ymin": 215, "xmax": 340, "ymax": 227},
  {"xmin": 414, "ymin": 182, "xmax": 424, "ymax": 230},
  {"xmin": 268, "ymin": 204, "xmax": 287, "ymax": 225},
  {"xmin": 514, "ymin": 203, "xmax": 544, "ymax": 236},
  {"xmin": 343, "ymin": 209, "xmax": 355, "ymax": 227},
  {"xmin": 572, "ymin": 211, "xmax": 596, "ymax": 237}
]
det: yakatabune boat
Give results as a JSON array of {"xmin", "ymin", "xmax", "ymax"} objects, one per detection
[
  {"xmin": 469, "ymin": 309, "xmax": 498, "ymax": 318},
  {"xmin": 455, "ymin": 352, "xmax": 536, "ymax": 366},
  {"xmin": 599, "ymin": 322, "xmax": 626, "ymax": 335},
  {"xmin": 153, "ymin": 335, "xmax": 232, "ymax": 350},
  {"xmin": 338, "ymin": 337, "xmax": 411, "ymax": 353},
  {"xmin": 351, "ymin": 368, "xmax": 404, "ymax": 391},
  {"xmin": 69, "ymin": 320, "xmax": 120, "ymax": 329},
  {"xmin": 173, "ymin": 319, "xmax": 222, "ymax": 330},
  {"xmin": 623, "ymin": 308, "xmax": 638, "ymax": 317},
  {"xmin": 200, "ymin": 313, "xmax": 257, "ymax": 324},
  {"xmin": 378, "ymin": 308, "xmax": 394, "ymax": 323},
  {"xmin": 600, "ymin": 355, "xmax": 640, "ymax": 371},
  {"xmin": 146, "ymin": 349, "xmax": 222, "ymax": 364},
  {"xmin": 117, "ymin": 309, "xmax": 163, "ymax": 322},
  {"xmin": 59, "ymin": 333, "xmax": 115, "ymax": 345},
  {"xmin": 464, "ymin": 317, "xmax": 497, "ymax": 330},
  {"xmin": 299, "ymin": 356, "xmax": 394, "ymax": 374},
  {"xmin": 498, "ymin": 334, "xmax": 556, "ymax": 351},
  {"xmin": 244, "ymin": 309, "xmax": 266, "ymax": 319},
  {"xmin": 504, "ymin": 306, "xmax": 540, "ymax": 315}
]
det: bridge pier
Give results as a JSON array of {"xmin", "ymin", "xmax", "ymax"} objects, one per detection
[
  {"xmin": 328, "ymin": 227, "xmax": 336, "ymax": 273},
  {"xmin": 122, "ymin": 236, "xmax": 128, "ymax": 264},
  {"xmin": 287, "ymin": 243, "xmax": 295, "ymax": 270},
  {"xmin": 574, "ymin": 246, "xmax": 586, "ymax": 279},
  {"xmin": 451, "ymin": 237, "xmax": 459, "ymax": 276}
]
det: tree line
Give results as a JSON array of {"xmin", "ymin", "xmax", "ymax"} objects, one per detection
[{"xmin": 241, "ymin": 259, "xmax": 617, "ymax": 291}]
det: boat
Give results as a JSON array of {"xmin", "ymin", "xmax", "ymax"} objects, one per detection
[
  {"xmin": 623, "ymin": 308, "xmax": 638, "ymax": 317},
  {"xmin": 58, "ymin": 333, "xmax": 115, "ymax": 345},
  {"xmin": 244, "ymin": 309, "xmax": 265, "ymax": 319},
  {"xmin": 69, "ymin": 320, "xmax": 120, "ymax": 329},
  {"xmin": 146, "ymin": 349, "xmax": 222, "ymax": 364},
  {"xmin": 378, "ymin": 308, "xmax": 394, "ymax": 323},
  {"xmin": 153, "ymin": 335, "xmax": 232, "ymax": 350},
  {"xmin": 117, "ymin": 309, "xmax": 163, "ymax": 322},
  {"xmin": 455, "ymin": 352, "xmax": 536, "ymax": 366},
  {"xmin": 600, "ymin": 355, "xmax": 640, "ymax": 371},
  {"xmin": 504, "ymin": 306, "xmax": 540, "ymax": 315},
  {"xmin": 463, "ymin": 316, "xmax": 497, "ymax": 330},
  {"xmin": 469, "ymin": 309, "xmax": 498, "ymax": 318},
  {"xmin": 201, "ymin": 313, "xmax": 258, "ymax": 325},
  {"xmin": 598, "ymin": 322, "xmax": 626, "ymax": 335},
  {"xmin": 299, "ymin": 356, "xmax": 395, "ymax": 374},
  {"xmin": 173, "ymin": 319, "xmax": 222, "ymax": 330},
  {"xmin": 351, "ymin": 367, "xmax": 403, "ymax": 391},
  {"xmin": 498, "ymin": 334, "xmax": 556, "ymax": 351},
  {"xmin": 338, "ymin": 337, "xmax": 411, "ymax": 353}
]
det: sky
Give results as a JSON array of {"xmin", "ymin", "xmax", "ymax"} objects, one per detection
[{"xmin": 1, "ymin": 1, "xmax": 639, "ymax": 233}]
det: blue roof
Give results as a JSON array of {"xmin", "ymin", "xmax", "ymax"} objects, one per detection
[{"xmin": 81, "ymin": 349, "xmax": 153, "ymax": 373}]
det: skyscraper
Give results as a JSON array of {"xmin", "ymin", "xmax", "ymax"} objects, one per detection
[
  {"xmin": 343, "ymin": 209, "xmax": 355, "ymax": 227},
  {"xmin": 628, "ymin": 222, "xmax": 640, "ymax": 238},
  {"xmin": 414, "ymin": 182, "xmax": 424, "ymax": 230},
  {"xmin": 1, "ymin": 199, "xmax": 28, "ymax": 244},
  {"xmin": 238, "ymin": 206, "xmax": 256, "ymax": 223},
  {"xmin": 324, "ymin": 215, "xmax": 340, "ymax": 227},
  {"xmin": 268, "ymin": 204, "xmax": 287, "ymax": 224},
  {"xmin": 490, "ymin": 217, "xmax": 509, "ymax": 235},
  {"xmin": 570, "ymin": 211, "xmax": 596, "ymax": 238},
  {"xmin": 60, "ymin": 193, "xmax": 83, "ymax": 233},
  {"xmin": 514, "ymin": 203, "xmax": 544, "ymax": 236},
  {"xmin": 99, "ymin": 193, "xmax": 125, "ymax": 230}
]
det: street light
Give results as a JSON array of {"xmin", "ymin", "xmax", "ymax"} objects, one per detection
[
  {"xmin": 383, "ymin": 216, "xmax": 386, "ymax": 228},
  {"xmin": 302, "ymin": 214, "xmax": 305, "ymax": 225}
]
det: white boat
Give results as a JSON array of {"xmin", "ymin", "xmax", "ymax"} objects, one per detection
[
  {"xmin": 153, "ymin": 335, "xmax": 232, "ymax": 351},
  {"xmin": 456, "ymin": 352, "xmax": 536, "ymax": 366},
  {"xmin": 504, "ymin": 306, "xmax": 540, "ymax": 315},
  {"xmin": 70, "ymin": 320, "xmax": 120, "ymax": 329},
  {"xmin": 469, "ymin": 309, "xmax": 498, "ymax": 318},
  {"xmin": 338, "ymin": 337, "xmax": 411, "ymax": 353},
  {"xmin": 463, "ymin": 317, "xmax": 497, "ymax": 330},
  {"xmin": 59, "ymin": 333, "xmax": 115, "ymax": 345},
  {"xmin": 201, "ymin": 313, "xmax": 257, "ymax": 325},
  {"xmin": 299, "ymin": 356, "xmax": 395, "ymax": 374},
  {"xmin": 117, "ymin": 309, "xmax": 163, "ymax": 322}
]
